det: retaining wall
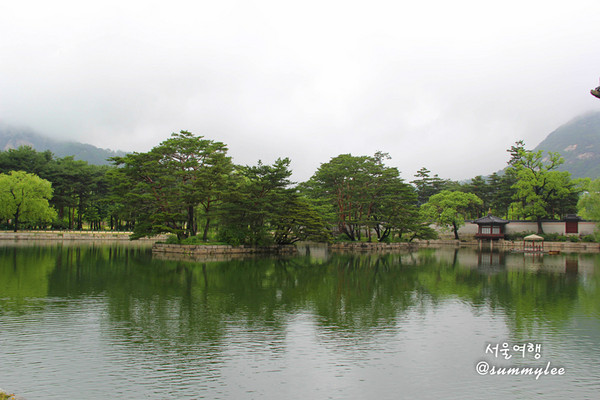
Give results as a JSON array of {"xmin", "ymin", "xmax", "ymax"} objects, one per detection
[
  {"xmin": 328, "ymin": 242, "xmax": 417, "ymax": 251},
  {"xmin": 328, "ymin": 240, "xmax": 600, "ymax": 253},
  {"xmin": 0, "ymin": 231, "xmax": 152, "ymax": 240},
  {"xmin": 152, "ymin": 243, "xmax": 298, "ymax": 255},
  {"xmin": 416, "ymin": 239, "xmax": 600, "ymax": 252}
]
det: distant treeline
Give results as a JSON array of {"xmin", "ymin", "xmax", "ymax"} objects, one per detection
[{"xmin": 0, "ymin": 133, "xmax": 592, "ymax": 243}]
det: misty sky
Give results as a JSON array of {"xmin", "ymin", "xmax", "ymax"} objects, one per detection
[{"xmin": 2, "ymin": 0, "xmax": 600, "ymax": 182}]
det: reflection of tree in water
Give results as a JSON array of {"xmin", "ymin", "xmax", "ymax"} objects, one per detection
[
  {"xmin": 2, "ymin": 245, "xmax": 598, "ymax": 351},
  {"xmin": 0, "ymin": 246, "xmax": 56, "ymax": 312}
]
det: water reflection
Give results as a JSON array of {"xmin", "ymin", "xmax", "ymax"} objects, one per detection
[
  {"xmin": 1, "ymin": 244, "xmax": 599, "ymax": 399},
  {"xmin": 2, "ymin": 245, "xmax": 599, "ymax": 338}
]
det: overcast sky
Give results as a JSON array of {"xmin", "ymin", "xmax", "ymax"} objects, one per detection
[{"xmin": 2, "ymin": 0, "xmax": 600, "ymax": 182}]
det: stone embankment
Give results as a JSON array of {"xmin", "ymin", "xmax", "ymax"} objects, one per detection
[
  {"xmin": 328, "ymin": 242, "xmax": 417, "ymax": 251},
  {"xmin": 492, "ymin": 240, "xmax": 600, "ymax": 252},
  {"xmin": 417, "ymin": 239, "xmax": 600, "ymax": 252},
  {"xmin": 330, "ymin": 240, "xmax": 600, "ymax": 253},
  {"xmin": 0, "ymin": 231, "xmax": 160, "ymax": 241},
  {"xmin": 152, "ymin": 243, "xmax": 298, "ymax": 256}
]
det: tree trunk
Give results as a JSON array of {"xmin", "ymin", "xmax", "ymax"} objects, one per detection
[
  {"xmin": 13, "ymin": 207, "xmax": 20, "ymax": 232},
  {"xmin": 536, "ymin": 218, "xmax": 544, "ymax": 234},
  {"xmin": 187, "ymin": 205, "xmax": 196, "ymax": 237},
  {"xmin": 202, "ymin": 217, "xmax": 211, "ymax": 241},
  {"xmin": 379, "ymin": 227, "xmax": 391, "ymax": 242},
  {"xmin": 452, "ymin": 221, "xmax": 460, "ymax": 240}
]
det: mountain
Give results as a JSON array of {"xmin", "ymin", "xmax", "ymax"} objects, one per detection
[
  {"xmin": 533, "ymin": 111, "xmax": 600, "ymax": 179},
  {"xmin": 0, "ymin": 124, "xmax": 126, "ymax": 165}
]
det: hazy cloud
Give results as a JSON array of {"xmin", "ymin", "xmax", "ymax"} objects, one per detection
[{"xmin": 2, "ymin": 0, "xmax": 600, "ymax": 181}]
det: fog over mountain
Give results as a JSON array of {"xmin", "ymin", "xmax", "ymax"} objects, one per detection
[
  {"xmin": 2, "ymin": 1, "xmax": 600, "ymax": 181},
  {"xmin": 4, "ymin": 111, "xmax": 600, "ymax": 180},
  {"xmin": 533, "ymin": 111, "xmax": 600, "ymax": 179},
  {"xmin": 0, "ymin": 123, "xmax": 125, "ymax": 166}
]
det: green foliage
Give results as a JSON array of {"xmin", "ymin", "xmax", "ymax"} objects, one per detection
[
  {"xmin": 0, "ymin": 146, "xmax": 114, "ymax": 230},
  {"xmin": 218, "ymin": 158, "xmax": 330, "ymax": 245},
  {"xmin": 305, "ymin": 152, "xmax": 420, "ymax": 242},
  {"xmin": 506, "ymin": 231, "xmax": 595, "ymax": 243},
  {"xmin": 420, "ymin": 190, "xmax": 483, "ymax": 240},
  {"xmin": 540, "ymin": 232, "xmax": 569, "ymax": 242},
  {"xmin": 504, "ymin": 231, "xmax": 537, "ymax": 241},
  {"xmin": 488, "ymin": 171, "xmax": 517, "ymax": 219},
  {"xmin": 578, "ymin": 178, "xmax": 600, "ymax": 221},
  {"xmin": 179, "ymin": 235, "xmax": 228, "ymax": 245},
  {"xmin": 111, "ymin": 131, "xmax": 233, "ymax": 240},
  {"xmin": 164, "ymin": 235, "xmax": 180, "ymax": 244},
  {"xmin": 0, "ymin": 170, "xmax": 57, "ymax": 231},
  {"xmin": 0, "ymin": 126, "xmax": 125, "ymax": 165},
  {"xmin": 1, "ymin": 132, "xmax": 589, "ymax": 243},
  {"xmin": 405, "ymin": 223, "xmax": 439, "ymax": 242},
  {"xmin": 507, "ymin": 145, "xmax": 579, "ymax": 232},
  {"xmin": 411, "ymin": 167, "xmax": 450, "ymax": 205}
]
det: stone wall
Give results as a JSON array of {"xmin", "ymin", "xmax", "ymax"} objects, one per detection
[
  {"xmin": 328, "ymin": 242, "xmax": 418, "ymax": 251},
  {"xmin": 457, "ymin": 221, "xmax": 598, "ymax": 238},
  {"xmin": 504, "ymin": 221, "xmax": 596, "ymax": 236},
  {"xmin": 152, "ymin": 243, "xmax": 298, "ymax": 255},
  {"xmin": 493, "ymin": 240, "xmax": 600, "ymax": 252},
  {"xmin": 0, "ymin": 231, "xmax": 156, "ymax": 241}
]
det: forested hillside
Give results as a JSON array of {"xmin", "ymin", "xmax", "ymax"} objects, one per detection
[
  {"xmin": 533, "ymin": 111, "xmax": 600, "ymax": 179},
  {"xmin": 0, "ymin": 124, "xmax": 125, "ymax": 165}
]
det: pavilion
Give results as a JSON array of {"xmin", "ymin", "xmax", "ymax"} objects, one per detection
[{"xmin": 473, "ymin": 213, "xmax": 509, "ymax": 241}]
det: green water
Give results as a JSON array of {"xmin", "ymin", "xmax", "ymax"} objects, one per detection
[{"xmin": 0, "ymin": 243, "xmax": 599, "ymax": 399}]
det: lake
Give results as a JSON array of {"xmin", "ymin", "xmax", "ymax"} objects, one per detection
[{"xmin": 1, "ymin": 242, "xmax": 599, "ymax": 399}]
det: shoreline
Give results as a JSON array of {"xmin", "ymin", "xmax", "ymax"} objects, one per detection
[
  {"xmin": 0, "ymin": 231, "xmax": 159, "ymax": 241},
  {"xmin": 1, "ymin": 231, "xmax": 598, "ymax": 253},
  {"xmin": 152, "ymin": 243, "xmax": 298, "ymax": 256}
]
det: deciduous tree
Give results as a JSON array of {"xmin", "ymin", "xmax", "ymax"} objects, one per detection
[
  {"xmin": 0, "ymin": 171, "xmax": 57, "ymax": 231},
  {"xmin": 577, "ymin": 178, "xmax": 600, "ymax": 221},
  {"xmin": 420, "ymin": 190, "xmax": 482, "ymax": 240},
  {"xmin": 507, "ymin": 148, "xmax": 578, "ymax": 233}
]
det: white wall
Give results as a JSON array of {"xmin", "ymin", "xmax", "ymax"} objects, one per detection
[{"xmin": 458, "ymin": 221, "xmax": 597, "ymax": 237}]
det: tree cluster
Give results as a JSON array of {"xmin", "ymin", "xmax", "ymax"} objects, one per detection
[
  {"xmin": 411, "ymin": 141, "xmax": 582, "ymax": 235},
  {"xmin": 0, "ymin": 147, "xmax": 111, "ymax": 231},
  {"xmin": 0, "ymin": 135, "xmax": 587, "ymax": 240},
  {"xmin": 302, "ymin": 152, "xmax": 435, "ymax": 242}
]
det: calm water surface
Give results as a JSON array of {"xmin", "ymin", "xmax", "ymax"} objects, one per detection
[{"xmin": 1, "ymin": 242, "xmax": 599, "ymax": 399}]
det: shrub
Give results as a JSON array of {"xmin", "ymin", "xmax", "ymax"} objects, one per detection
[
  {"xmin": 582, "ymin": 234, "xmax": 597, "ymax": 243},
  {"xmin": 505, "ymin": 231, "xmax": 537, "ymax": 241},
  {"xmin": 217, "ymin": 227, "xmax": 245, "ymax": 246},
  {"xmin": 164, "ymin": 235, "xmax": 180, "ymax": 244},
  {"xmin": 180, "ymin": 235, "xmax": 228, "ymax": 245},
  {"xmin": 541, "ymin": 233, "xmax": 568, "ymax": 242}
]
